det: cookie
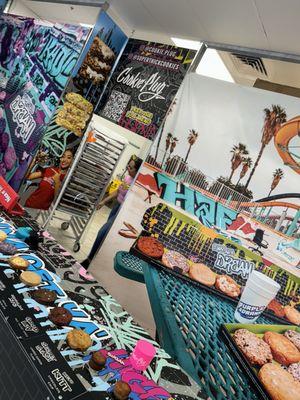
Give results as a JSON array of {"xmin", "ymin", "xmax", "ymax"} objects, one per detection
[
  {"xmin": 267, "ymin": 299, "xmax": 285, "ymax": 318},
  {"xmin": 258, "ymin": 363, "xmax": 300, "ymax": 400},
  {"xmin": 0, "ymin": 230, "xmax": 7, "ymax": 242},
  {"xmin": 288, "ymin": 362, "xmax": 300, "ymax": 382},
  {"xmin": 9, "ymin": 256, "xmax": 29, "ymax": 270},
  {"xmin": 284, "ymin": 306, "xmax": 300, "ymax": 325},
  {"xmin": 285, "ymin": 330, "xmax": 300, "ymax": 351},
  {"xmin": 233, "ymin": 329, "xmax": 272, "ymax": 366},
  {"xmin": 137, "ymin": 236, "xmax": 164, "ymax": 259},
  {"xmin": 215, "ymin": 275, "xmax": 240, "ymax": 298},
  {"xmin": 20, "ymin": 271, "xmax": 41, "ymax": 287},
  {"xmin": 65, "ymin": 93, "xmax": 93, "ymax": 113},
  {"xmin": 49, "ymin": 307, "xmax": 72, "ymax": 326},
  {"xmin": 189, "ymin": 263, "xmax": 216, "ymax": 286},
  {"xmin": 162, "ymin": 250, "xmax": 190, "ymax": 274},
  {"xmin": 32, "ymin": 289, "xmax": 57, "ymax": 306},
  {"xmin": 263, "ymin": 331, "xmax": 300, "ymax": 366},
  {"xmin": 0, "ymin": 242, "xmax": 17, "ymax": 255},
  {"xmin": 67, "ymin": 329, "xmax": 92, "ymax": 352},
  {"xmin": 113, "ymin": 381, "xmax": 131, "ymax": 400},
  {"xmin": 89, "ymin": 351, "xmax": 106, "ymax": 371}
]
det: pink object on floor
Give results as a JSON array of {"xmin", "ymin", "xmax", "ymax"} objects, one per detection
[
  {"xmin": 129, "ymin": 339, "xmax": 156, "ymax": 371},
  {"xmin": 79, "ymin": 266, "xmax": 95, "ymax": 281}
]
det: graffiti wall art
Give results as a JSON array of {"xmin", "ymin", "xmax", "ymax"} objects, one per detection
[{"xmin": 0, "ymin": 14, "xmax": 89, "ymax": 191}]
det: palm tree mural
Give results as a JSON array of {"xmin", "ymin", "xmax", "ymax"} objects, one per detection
[
  {"xmin": 184, "ymin": 129, "xmax": 199, "ymax": 162},
  {"xmin": 236, "ymin": 157, "xmax": 253, "ymax": 185},
  {"xmin": 268, "ymin": 168, "xmax": 284, "ymax": 196},
  {"xmin": 245, "ymin": 105, "xmax": 287, "ymax": 189},
  {"xmin": 229, "ymin": 143, "xmax": 249, "ymax": 182},
  {"xmin": 154, "ymin": 98, "xmax": 177, "ymax": 162},
  {"xmin": 170, "ymin": 137, "xmax": 178, "ymax": 155},
  {"xmin": 161, "ymin": 133, "xmax": 173, "ymax": 166}
]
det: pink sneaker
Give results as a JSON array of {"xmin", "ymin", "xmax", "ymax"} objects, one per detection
[{"xmin": 79, "ymin": 266, "xmax": 95, "ymax": 281}]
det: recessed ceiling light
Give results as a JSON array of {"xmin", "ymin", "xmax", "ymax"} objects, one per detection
[
  {"xmin": 171, "ymin": 37, "xmax": 202, "ymax": 50},
  {"xmin": 196, "ymin": 49, "xmax": 234, "ymax": 83},
  {"xmin": 80, "ymin": 23, "xmax": 94, "ymax": 28}
]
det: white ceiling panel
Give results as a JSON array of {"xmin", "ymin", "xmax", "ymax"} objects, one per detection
[{"xmin": 254, "ymin": 0, "xmax": 300, "ymax": 54}]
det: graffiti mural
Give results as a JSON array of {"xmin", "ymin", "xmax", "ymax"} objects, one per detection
[{"xmin": 0, "ymin": 15, "xmax": 89, "ymax": 191}]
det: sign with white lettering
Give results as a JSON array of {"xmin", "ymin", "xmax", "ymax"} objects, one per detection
[{"xmin": 99, "ymin": 39, "xmax": 196, "ymax": 140}]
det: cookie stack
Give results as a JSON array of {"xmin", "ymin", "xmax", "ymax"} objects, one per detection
[
  {"xmin": 56, "ymin": 92, "xmax": 93, "ymax": 137},
  {"xmin": 79, "ymin": 37, "xmax": 115, "ymax": 85}
]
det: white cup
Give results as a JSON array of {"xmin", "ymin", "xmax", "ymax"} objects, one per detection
[{"xmin": 234, "ymin": 271, "xmax": 281, "ymax": 323}]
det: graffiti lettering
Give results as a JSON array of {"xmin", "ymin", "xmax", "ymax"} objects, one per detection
[
  {"xmin": 155, "ymin": 172, "xmax": 237, "ymax": 229},
  {"xmin": 10, "ymin": 93, "xmax": 36, "ymax": 143},
  {"xmin": 214, "ymin": 252, "xmax": 254, "ymax": 279}
]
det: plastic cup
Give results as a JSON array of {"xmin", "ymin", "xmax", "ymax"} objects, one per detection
[
  {"xmin": 129, "ymin": 339, "xmax": 156, "ymax": 371},
  {"xmin": 234, "ymin": 271, "xmax": 280, "ymax": 323}
]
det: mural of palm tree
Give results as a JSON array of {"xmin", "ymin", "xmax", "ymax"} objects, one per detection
[
  {"xmin": 245, "ymin": 105, "xmax": 287, "ymax": 189},
  {"xmin": 170, "ymin": 137, "xmax": 178, "ymax": 155},
  {"xmin": 236, "ymin": 156, "xmax": 253, "ymax": 185},
  {"xmin": 154, "ymin": 98, "xmax": 177, "ymax": 162},
  {"xmin": 184, "ymin": 129, "xmax": 199, "ymax": 163},
  {"xmin": 268, "ymin": 168, "xmax": 284, "ymax": 196},
  {"xmin": 229, "ymin": 143, "xmax": 249, "ymax": 182},
  {"xmin": 161, "ymin": 133, "xmax": 173, "ymax": 167}
]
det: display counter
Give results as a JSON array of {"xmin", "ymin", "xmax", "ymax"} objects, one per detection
[{"xmin": 0, "ymin": 211, "xmax": 207, "ymax": 400}]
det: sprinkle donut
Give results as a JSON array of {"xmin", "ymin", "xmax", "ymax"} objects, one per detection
[{"xmin": 162, "ymin": 250, "xmax": 190, "ymax": 274}]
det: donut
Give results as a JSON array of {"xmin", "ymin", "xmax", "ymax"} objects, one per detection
[
  {"xmin": 189, "ymin": 263, "xmax": 216, "ymax": 286},
  {"xmin": 162, "ymin": 250, "xmax": 189, "ymax": 274},
  {"xmin": 137, "ymin": 236, "xmax": 164, "ymax": 259}
]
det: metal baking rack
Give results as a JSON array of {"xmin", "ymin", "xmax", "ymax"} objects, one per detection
[{"xmin": 40, "ymin": 124, "xmax": 127, "ymax": 252}]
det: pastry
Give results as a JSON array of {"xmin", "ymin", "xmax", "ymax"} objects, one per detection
[
  {"xmin": 258, "ymin": 363, "xmax": 300, "ymax": 400},
  {"xmin": 20, "ymin": 271, "xmax": 41, "ymax": 287},
  {"xmin": 233, "ymin": 329, "xmax": 272, "ymax": 366},
  {"xmin": 285, "ymin": 330, "xmax": 300, "ymax": 350},
  {"xmin": 215, "ymin": 275, "xmax": 241, "ymax": 298},
  {"xmin": 162, "ymin": 250, "xmax": 190, "ymax": 274},
  {"xmin": 89, "ymin": 351, "xmax": 106, "ymax": 371},
  {"xmin": 0, "ymin": 230, "xmax": 7, "ymax": 242},
  {"xmin": 267, "ymin": 299, "xmax": 285, "ymax": 318},
  {"xmin": 49, "ymin": 307, "xmax": 72, "ymax": 326},
  {"xmin": 284, "ymin": 306, "xmax": 300, "ymax": 325},
  {"xmin": 67, "ymin": 329, "xmax": 92, "ymax": 352},
  {"xmin": 137, "ymin": 236, "xmax": 164, "ymax": 259},
  {"xmin": 9, "ymin": 256, "xmax": 29, "ymax": 270},
  {"xmin": 113, "ymin": 381, "xmax": 131, "ymax": 400},
  {"xmin": 288, "ymin": 362, "xmax": 300, "ymax": 382},
  {"xmin": 32, "ymin": 289, "xmax": 57, "ymax": 306},
  {"xmin": 263, "ymin": 331, "xmax": 300, "ymax": 366},
  {"xmin": 0, "ymin": 242, "xmax": 17, "ymax": 255},
  {"xmin": 189, "ymin": 263, "xmax": 216, "ymax": 286},
  {"xmin": 65, "ymin": 93, "xmax": 93, "ymax": 113}
]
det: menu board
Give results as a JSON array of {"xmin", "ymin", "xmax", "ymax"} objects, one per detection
[{"xmin": 99, "ymin": 39, "xmax": 196, "ymax": 140}]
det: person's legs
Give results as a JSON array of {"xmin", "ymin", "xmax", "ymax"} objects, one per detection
[{"xmin": 81, "ymin": 203, "xmax": 120, "ymax": 270}]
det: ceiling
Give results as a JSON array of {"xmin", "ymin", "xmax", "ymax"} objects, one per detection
[{"xmin": 15, "ymin": 0, "xmax": 300, "ymax": 56}]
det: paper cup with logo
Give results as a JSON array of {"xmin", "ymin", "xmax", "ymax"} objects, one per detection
[
  {"xmin": 129, "ymin": 339, "xmax": 156, "ymax": 371},
  {"xmin": 234, "ymin": 270, "xmax": 280, "ymax": 323}
]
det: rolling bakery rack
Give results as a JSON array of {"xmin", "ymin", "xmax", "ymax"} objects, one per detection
[{"xmin": 40, "ymin": 124, "xmax": 127, "ymax": 252}]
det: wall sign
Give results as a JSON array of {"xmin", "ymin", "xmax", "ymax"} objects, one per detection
[{"xmin": 99, "ymin": 39, "xmax": 196, "ymax": 140}]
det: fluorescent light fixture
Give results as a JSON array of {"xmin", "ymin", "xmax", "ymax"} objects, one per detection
[
  {"xmin": 196, "ymin": 49, "xmax": 234, "ymax": 82},
  {"xmin": 80, "ymin": 23, "xmax": 94, "ymax": 28},
  {"xmin": 171, "ymin": 37, "xmax": 202, "ymax": 50}
]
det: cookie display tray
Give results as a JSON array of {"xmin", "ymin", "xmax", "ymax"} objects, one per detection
[
  {"xmin": 130, "ymin": 232, "xmax": 294, "ymax": 326},
  {"xmin": 220, "ymin": 323, "xmax": 300, "ymax": 400}
]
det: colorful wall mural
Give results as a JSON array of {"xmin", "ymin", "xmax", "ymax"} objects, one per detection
[{"xmin": 0, "ymin": 14, "xmax": 89, "ymax": 191}]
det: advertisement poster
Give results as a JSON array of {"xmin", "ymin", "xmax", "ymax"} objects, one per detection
[
  {"xmin": 99, "ymin": 39, "xmax": 196, "ymax": 140},
  {"xmin": 71, "ymin": 11, "xmax": 127, "ymax": 108},
  {"xmin": 0, "ymin": 14, "xmax": 89, "ymax": 191}
]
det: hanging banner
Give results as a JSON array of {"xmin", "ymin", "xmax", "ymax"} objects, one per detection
[
  {"xmin": 0, "ymin": 14, "xmax": 89, "ymax": 192},
  {"xmin": 98, "ymin": 39, "xmax": 196, "ymax": 140}
]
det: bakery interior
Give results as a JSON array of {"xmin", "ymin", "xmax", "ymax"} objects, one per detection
[{"xmin": 0, "ymin": 1, "xmax": 299, "ymax": 399}]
